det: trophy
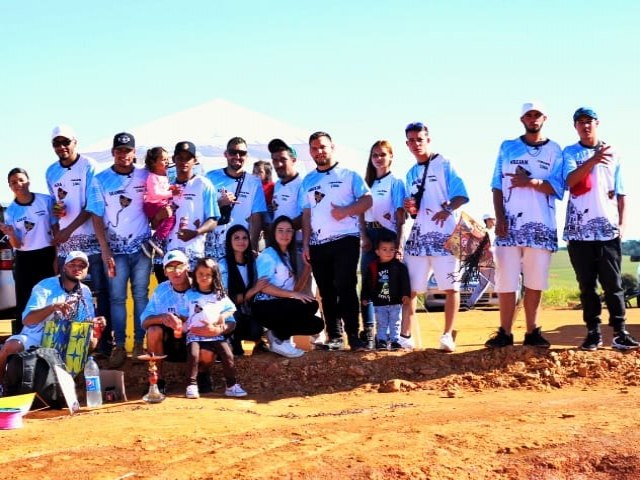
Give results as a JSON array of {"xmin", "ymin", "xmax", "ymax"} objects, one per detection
[{"xmin": 138, "ymin": 353, "xmax": 167, "ymax": 403}]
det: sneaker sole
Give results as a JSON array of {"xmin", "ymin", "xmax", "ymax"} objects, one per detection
[
  {"xmin": 611, "ymin": 344, "xmax": 640, "ymax": 351},
  {"xmin": 580, "ymin": 344, "xmax": 602, "ymax": 352}
]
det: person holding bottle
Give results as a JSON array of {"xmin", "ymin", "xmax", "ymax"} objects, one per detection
[{"xmin": 0, "ymin": 251, "xmax": 104, "ymax": 395}]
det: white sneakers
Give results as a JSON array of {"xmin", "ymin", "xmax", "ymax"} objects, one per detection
[
  {"xmin": 267, "ymin": 331, "xmax": 305, "ymax": 358},
  {"xmin": 185, "ymin": 384, "xmax": 200, "ymax": 399},
  {"xmin": 439, "ymin": 332, "xmax": 456, "ymax": 353},
  {"xmin": 225, "ymin": 384, "xmax": 248, "ymax": 397},
  {"xmin": 397, "ymin": 335, "xmax": 415, "ymax": 350}
]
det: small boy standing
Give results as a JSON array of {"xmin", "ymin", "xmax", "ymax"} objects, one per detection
[{"xmin": 361, "ymin": 234, "xmax": 411, "ymax": 350}]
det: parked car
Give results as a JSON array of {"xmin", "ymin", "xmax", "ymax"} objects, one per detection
[
  {"xmin": 423, "ymin": 268, "xmax": 522, "ymax": 310},
  {"xmin": 0, "ymin": 204, "xmax": 16, "ymax": 317}
]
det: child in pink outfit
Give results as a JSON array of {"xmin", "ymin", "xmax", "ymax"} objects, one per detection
[{"xmin": 142, "ymin": 147, "xmax": 179, "ymax": 257}]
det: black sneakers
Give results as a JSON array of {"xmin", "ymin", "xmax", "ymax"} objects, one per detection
[
  {"xmin": 523, "ymin": 327, "xmax": 551, "ymax": 348},
  {"xmin": 580, "ymin": 329, "xmax": 603, "ymax": 351},
  {"xmin": 612, "ymin": 330, "xmax": 640, "ymax": 351},
  {"xmin": 376, "ymin": 339, "xmax": 388, "ymax": 350},
  {"xmin": 484, "ymin": 327, "xmax": 514, "ymax": 348}
]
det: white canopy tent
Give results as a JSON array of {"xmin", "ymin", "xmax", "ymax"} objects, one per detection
[{"xmin": 84, "ymin": 98, "xmax": 364, "ymax": 176}]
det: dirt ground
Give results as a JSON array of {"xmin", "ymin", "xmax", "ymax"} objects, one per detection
[{"xmin": 3, "ymin": 307, "xmax": 640, "ymax": 480}]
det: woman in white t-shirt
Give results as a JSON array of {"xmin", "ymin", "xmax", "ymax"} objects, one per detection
[
  {"xmin": 1, "ymin": 168, "xmax": 56, "ymax": 334},
  {"xmin": 219, "ymin": 224, "xmax": 268, "ymax": 356},
  {"xmin": 252, "ymin": 215, "xmax": 324, "ymax": 358}
]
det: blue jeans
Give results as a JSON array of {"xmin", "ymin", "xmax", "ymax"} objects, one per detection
[
  {"xmin": 374, "ymin": 304, "xmax": 402, "ymax": 343},
  {"xmin": 108, "ymin": 251, "xmax": 151, "ymax": 346},
  {"xmin": 360, "ymin": 227, "xmax": 397, "ymax": 328}
]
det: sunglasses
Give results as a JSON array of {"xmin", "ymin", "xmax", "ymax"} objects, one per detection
[
  {"xmin": 52, "ymin": 138, "xmax": 73, "ymax": 148},
  {"xmin": 165, "ymin": 264, "xmax": 188, "ymax": 273},
  {"xmin": 228, "ymin": 149, "xmax": 248, "ymax": 157}
]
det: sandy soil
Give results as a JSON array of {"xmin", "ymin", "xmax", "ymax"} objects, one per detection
[{"xmin": 2, "ymin": 307, "xmax": 640, "ymax": 480}]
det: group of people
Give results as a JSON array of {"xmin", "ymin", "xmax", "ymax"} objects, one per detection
[{"xmin": 0, "ymin": 100, "xmax": 637, "ymax": 399}]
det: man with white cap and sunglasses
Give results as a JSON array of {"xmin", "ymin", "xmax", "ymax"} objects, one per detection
[
  {"xmin": 485, "ymin": 102, "xmax": 563, "ymax": 349},
  {"xmin": 0, "ymin": 251, "xmax": 104, "ymax": 395},
  {"xmin": 46, "ymin": 125, "xmax": 112, "ymax": 357}
]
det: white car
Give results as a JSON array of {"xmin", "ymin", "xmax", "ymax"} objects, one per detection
[{"xmin": 423, "ymin": 269, "xmax": 522, "ymax": 310}]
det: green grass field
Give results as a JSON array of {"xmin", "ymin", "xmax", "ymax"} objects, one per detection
[{"xmin": 544, "ymin": 249, "xmax": 638, "ymax": 306}]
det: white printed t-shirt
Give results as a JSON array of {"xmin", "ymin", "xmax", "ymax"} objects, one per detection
[
  {"xmin": 364, "ymin": 172, "xmax": 405, "ymax": 233},
  {"xmin": 562, "ymin": 141, "xmax": 623, "ymax": 241},
  {"xmin": 254, "ymin": 246, "xmax": 295, "ymax": 301},
  {"xmin": 141, "ymin": 280, "xmax": 191, "ymax": 326},
  {"xmin": 45, "ymin": 154, "xmax": 101, "ymax": 256},
  {"xmin": 92, "ymin": 166, "xmax": 150, "ymax": 255},
  {"xmin": 273, "ymin": 173, "xmax": 304, "ymax": 243},
  {"xmin": 165, "ymin": 174, "xmax": 219, "ymax": 265},
  {"xmin": 205, "ymin": 169, "xmax": 267, "ymax": 258},
  {"xmin": 490, "ymin": 137, "xmax": 564, "ymax": 252},
  {"xmin": 301, "ymin": 163, "xmax": 370, "ymax": 245},
  {"xmin": 184, "ymin": 290, "xmax": 236, "ymax": 343},
  {"xmin": 404, "ymin": 155, "xmax": 469, "ymax": 257},
  {"xmin": 5, "ymin": 193, "xmax": 55, "ymax": 251}
]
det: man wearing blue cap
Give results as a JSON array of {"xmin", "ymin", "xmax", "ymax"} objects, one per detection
[{"xmin": 563, "ymin": 107, "xmax": 639, "ymax": 351}]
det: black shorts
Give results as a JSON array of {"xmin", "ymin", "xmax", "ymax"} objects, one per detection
[{"xmin": 161, "ymin": 325, "xmax": 187, "ymax": 362}]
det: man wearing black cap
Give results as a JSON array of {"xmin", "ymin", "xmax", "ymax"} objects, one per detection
[
  {"xmin": 563, "ymin": 108, "xmax": 639, "ymax": 351},
  {"xmin": 91, "ymin": 132, "xmax": 151, "ymax": 368},
  {"xmin": 162, "ymin": 141, "xmax": 219, "ymax": 273}
]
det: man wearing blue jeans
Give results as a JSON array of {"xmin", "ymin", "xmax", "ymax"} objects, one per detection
[
  {"xmin": 47, "ymin": 125, "xmax": 112, "ymax": 356},
  {"xmin": 92, "ymin": 132, "xmax": 151, "ymax": 368}
]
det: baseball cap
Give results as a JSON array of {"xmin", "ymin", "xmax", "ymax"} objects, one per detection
[
  {"xmin": 573, "ymin": 107, "xmax": 598, "ymax": 122},
  {"xmin": 482, "ymin": 213, "xmax": 495, "ymax": 221},
  {"xmin": 113, "ymin": 132, "xmax": 135, "ymax": 149},
  {"xmin": 51, "ymin": 125, "xmax": 76, "ymax": 141},
  {"xmin": 521, "ymin": 101, "xmax": 546, "ymax": 117},
  {"xmin": 268, "ymin": 138, "xmax": 297, "ymax": 157},
  {"xmin": 174, "ymin": 141, "xmax": 196, "ymax": 157},
  {"xmin": 64, "ymin": 250, "xmax": 89, "ymax": 266},
  {"xmin": 162, "ymin": 250, "xmax": 189, "ymax": 268}
]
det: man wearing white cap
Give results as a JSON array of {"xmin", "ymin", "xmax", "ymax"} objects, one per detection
[
  {"xmin": 141, "ymin": 250, "xmax": 220, "ymax": 394},
  {"xmin": 563, "ymin": 108, "xmax": 639, "ymax": 351},
  {"xmin": 485, "ymin": 102, "xmax": 564, "ymax": 349},
  {"xmin": 0, "ymin": 251, "xmax": 104, "ymax": 394},
  {"xmin": 46, "ymin": 125, "xmax": 112, "ymax": 356}
]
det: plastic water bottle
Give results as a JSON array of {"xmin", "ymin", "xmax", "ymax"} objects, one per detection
[{"xmin": 84, "ymin": 356, "xmax": 102, "ymax": 408}]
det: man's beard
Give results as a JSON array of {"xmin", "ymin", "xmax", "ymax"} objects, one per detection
[
  {"xmin": 524, "ymin": 125, "xmax": 541, "ymax": 134},
  {"xmin": 63, "ymin": 271, "xmax": 82, "ymax": 284}
]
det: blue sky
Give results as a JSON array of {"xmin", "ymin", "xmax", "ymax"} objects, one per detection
[{"xmin": 1, "ymin": 1, "xmax": 639, "ymax": 236}]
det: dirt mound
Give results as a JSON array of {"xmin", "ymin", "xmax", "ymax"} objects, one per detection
[{"xmin": 117, "ymin": 347, "xmax": 640, "ymax": 398}]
